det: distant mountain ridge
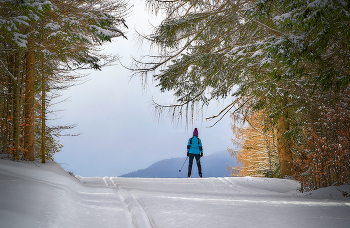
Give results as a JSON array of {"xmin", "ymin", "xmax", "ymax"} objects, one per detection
[{"xmin": 120, "ymin": 151, "xmax": 239, "ymax": 178}]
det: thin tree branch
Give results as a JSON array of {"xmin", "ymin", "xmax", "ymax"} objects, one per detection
[{"xmin": 0, "ymin": 59, "xmax": 16, "ymax": 81}]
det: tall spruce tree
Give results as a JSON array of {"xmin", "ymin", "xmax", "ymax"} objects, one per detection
[
  {"xmin": 132, "ymin": 0, "xmax": 350, "ymax": 180},
  {"xmin": 0, "ymin": 0, "xmax": 129, "ymax": 161}
]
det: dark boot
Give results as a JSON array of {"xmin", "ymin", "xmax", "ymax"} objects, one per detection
[{"xmin": 188, "ymin": 166, "xmax": 192, "ymax": 178}]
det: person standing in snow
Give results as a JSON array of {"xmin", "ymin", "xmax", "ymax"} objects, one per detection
[{"xmin": 187, "ymin": 128, "xmax": 203, "ymax": 178}]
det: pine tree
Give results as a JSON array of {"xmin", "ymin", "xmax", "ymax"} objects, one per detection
[
  {"xmin": 132, "ymin": 0, "xmax": 350, "ymax": 182},
  {"xmin": 0, "ymin": 0, "xmax": 129, "ymax": 160}
]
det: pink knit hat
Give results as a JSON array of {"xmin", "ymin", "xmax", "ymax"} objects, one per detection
[{"xmin": 193, "ymin": 128, "xmax": 198, "ymax": 136}]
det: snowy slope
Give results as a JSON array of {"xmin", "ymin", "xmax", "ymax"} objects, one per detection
[{"xmin": 1, "ymin": 159, "xmax": 350, "ymax": 228}]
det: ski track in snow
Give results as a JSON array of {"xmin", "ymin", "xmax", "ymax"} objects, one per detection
[
  {"xmin": 105, "ymin": 176, "xmax": 156, "ymax": 228},
  {"xmin": 1, "ymin": 160, "xmax": 350, "ymax": 228}
]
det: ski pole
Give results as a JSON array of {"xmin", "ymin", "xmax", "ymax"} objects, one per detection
[{"xmin": 179, "ymin": 156, "xmax": 188, "ymax": 172}]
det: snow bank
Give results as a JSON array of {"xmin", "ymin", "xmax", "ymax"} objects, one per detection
[
  {"xmin": 299, "ymin": 185, "xmax": 350, "ymax": 199},
  {"xmin": 1, "ymin": 159, "xmax": 349, "ymax": 228},
  {"xmin": 0, "ymin": 159, "xmax": 129, "ymax": 228}
]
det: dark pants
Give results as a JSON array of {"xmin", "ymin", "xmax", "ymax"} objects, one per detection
[{"xmin": 188, "ymin": 154, "xmax": 202, "ymax": 177}]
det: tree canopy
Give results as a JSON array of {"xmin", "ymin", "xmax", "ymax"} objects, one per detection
[
  {"xmin": 132, "ymin": 0, "xmax": 350, "ymax": 188},
  {"xmin": 0, "ymin": 0, "xmax": 129, "ymax": 161}
]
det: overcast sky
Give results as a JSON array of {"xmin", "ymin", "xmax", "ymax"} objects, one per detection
[{"xmin": 53, "ymin": 0, "xmax": 235, "ymax": 177}]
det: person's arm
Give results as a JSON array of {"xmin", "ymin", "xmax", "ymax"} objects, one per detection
[
  {"xmin": 199, "ymin": 139, "xmax": 203, "ymax": 156},
  {"xmin": 187, "ymin": 138, "xmax": 191, "ymax": 156}
]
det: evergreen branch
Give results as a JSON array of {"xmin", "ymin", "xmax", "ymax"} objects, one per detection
[
  {"xmin": 207, "ymin": 95, "xmax": 253, "ymax": 128},
  {"xmin": 207, "ymin": 102, "xmax": 235, "ymax": 128},
  {"xmin": 130, "ymin": 23, "xmax": 206, "ymax": 72},
  {"xmin": 152, "ymin": 88, "xmax": 206, "ymax": 108},
  {"xmin": 206, "ymin": 99, "xmax": 237, "ymax": 121},
  {"xmin": 248, "ymin": 18, "xmax": 286, "ymax": 36},
  {"xmin": 132, "ymin": 1, "xmax": 231, "ymax": 73}
]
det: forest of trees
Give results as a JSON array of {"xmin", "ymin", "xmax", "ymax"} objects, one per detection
[
  {"xmin": 0, "ymin": 0, "xmax": 128, "ymax": 162},
  {"xmin": 131, "ymin": 0, "xmax": 350, "ymax": 191},
  {"xmin": 2, "ymin": 0, "xmax": 349, "ymax": 192}
]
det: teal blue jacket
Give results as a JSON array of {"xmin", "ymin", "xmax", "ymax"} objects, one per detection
[{"xmin": 187, "ymin": 136, "xmax": 203, "ymax": 154}]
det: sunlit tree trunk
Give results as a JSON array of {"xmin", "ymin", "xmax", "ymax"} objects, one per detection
[{"xmin": 24, "ymin": 38, "xmax": 35, "ymax": 161}]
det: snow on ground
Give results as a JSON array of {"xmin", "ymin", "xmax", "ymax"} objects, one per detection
[{"xmin": 0, "ymin": 159, "xmax": 350, "ymax": 228}]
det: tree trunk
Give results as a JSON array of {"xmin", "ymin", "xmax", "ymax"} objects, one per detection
[
  {"xmin": 2, "ymin": 100, "xmax": 10, "ymax": 155},
  {"xmin": 12, "ymin": 52, "xmax": 21, "ymax": 160},
  {"xmin": 24, "ymin": 39, "xmax": 35, "ymax": 161},
  {"xmin": 41, "ymin": 73, "xmax": 46, "ymax": 163},
  {"xmin": 277, "ymin": 109, "xmax": 293, "ymax": 178}
]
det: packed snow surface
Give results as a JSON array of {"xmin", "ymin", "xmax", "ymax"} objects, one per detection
[{"xmin": 1, "ymin": 159, "xmax": 350, "ymax": 228}]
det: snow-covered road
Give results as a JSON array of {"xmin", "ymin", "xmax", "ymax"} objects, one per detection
[{"xmin": 1, "ymin": 159, "xmax": 349, "ymax": 228}]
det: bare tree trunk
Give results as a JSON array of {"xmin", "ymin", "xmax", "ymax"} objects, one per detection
[
  {"xmin": 12, "ymin": 52, "xmax": 21, "ymax": 160},
  {"xmin": 277, "ymin": 108, "xmax": 293, "ymax": 178},
  {"xmin": 24, "ymin": 39, "xmax": 35, "ymax": 161}
]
